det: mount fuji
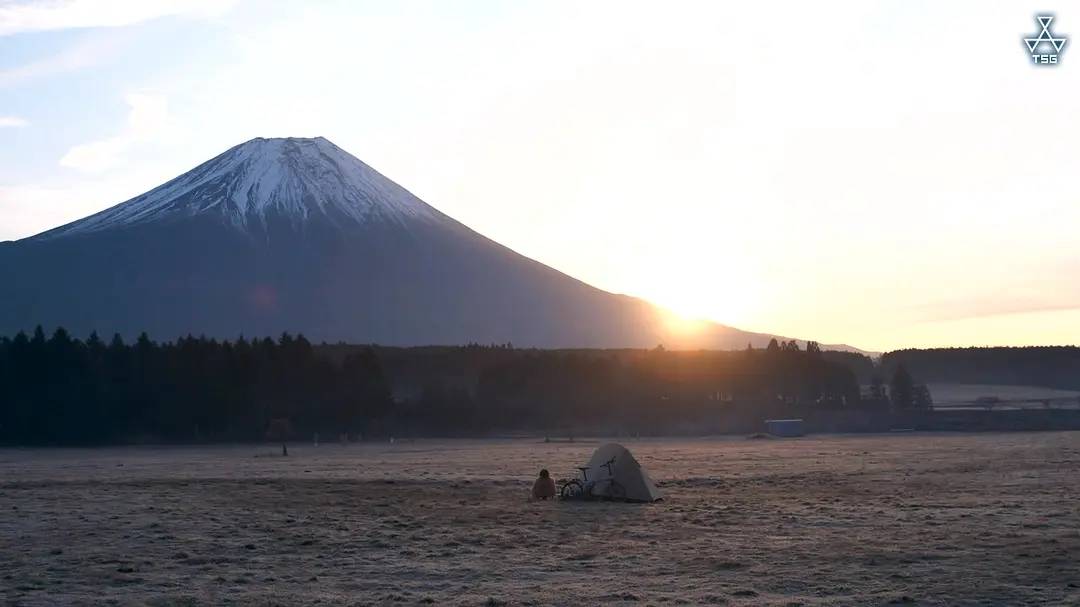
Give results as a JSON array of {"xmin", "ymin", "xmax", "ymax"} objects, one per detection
[{"xmin": 0, "ymin": 137, "xmax": 816, "ymax": 349}]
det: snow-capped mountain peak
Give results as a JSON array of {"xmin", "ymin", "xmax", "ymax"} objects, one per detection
[{"xmin": 36, "ymin": 137, "xmax": 442, "ymax": 239}]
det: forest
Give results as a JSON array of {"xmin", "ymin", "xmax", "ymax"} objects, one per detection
[
  {"xmin": 881, "ymin": 346, "xmax": 1080, "ymax": 390},
  {"xmin": 0, "ymin": 327, "xmax": 901, "ymax": 445},
  {"xmin": 0, "ymin": 327, "xmax": 390, "ymax": 445}
]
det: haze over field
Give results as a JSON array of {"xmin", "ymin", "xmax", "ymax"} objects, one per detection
[{"xmin": 2, "ymin": 1, "xmax": 1078, "ymax": 350}]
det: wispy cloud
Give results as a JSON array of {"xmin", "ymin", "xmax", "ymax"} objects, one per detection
[
  {"xmin": 0, "ymin": 0, "xmax": 234, "ymax": 37},
  {"xmin": 0, "ymin": 171, "xmax": 169, "ymax": 241},
  {"xmin": 0, "ymin": 33, "xmax": 123, "ymax": 88},
  {"xmin": 60, "ymin": 92, "xmax": 180, "ymax": 173},
  {"xmin": 911, "ymin": 291, "xmax": 1080, "ymax": 323},
  {"xmin": 0, "ymin": 115, "xmax": 28, "ymax": 127}
]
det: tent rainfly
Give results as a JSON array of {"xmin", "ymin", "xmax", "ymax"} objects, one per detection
[{"xmin": 583, "ymin": 443, "xmax": 663, "ymax": 502}]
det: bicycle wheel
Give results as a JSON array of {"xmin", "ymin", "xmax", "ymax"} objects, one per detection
[{"xmin": 560, "ymin": 479, "xmax": 584, "ymax": 500}]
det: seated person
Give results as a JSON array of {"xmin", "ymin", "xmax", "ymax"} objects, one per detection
[{"xmin": 531, "ymin": 468, "xmax": 557, "ymax": 500}]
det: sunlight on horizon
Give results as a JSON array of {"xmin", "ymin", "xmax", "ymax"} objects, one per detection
[
  {"xmin": 658, "ymin": 307, "xmax": 712, "ymax": 341},
  {"xmin": 1, "ymin": 1, "xmax": 1077, "ymax": 351}
]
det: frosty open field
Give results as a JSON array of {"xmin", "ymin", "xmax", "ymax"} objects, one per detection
[{"xmin": 2, "ymin": 433, "xmax": 1079, "ymax": 606}]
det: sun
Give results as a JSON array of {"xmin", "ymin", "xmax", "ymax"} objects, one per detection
[
  {"xmin": 658, "ymin": 305, "xmax": 713, "ymax": 337},
  {"xmin": 647, "ymin": 282, "xmax": 755, "ymax": 333}
]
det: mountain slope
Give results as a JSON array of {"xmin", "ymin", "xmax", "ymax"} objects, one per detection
[{"xmin": 1, "ymin": 137, "xmax": 858, "ymax": 351}]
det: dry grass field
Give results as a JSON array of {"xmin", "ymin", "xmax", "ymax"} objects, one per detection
[{"xmin": 2, "ymin": 432, "xmax": 1079, "ymax": 606}]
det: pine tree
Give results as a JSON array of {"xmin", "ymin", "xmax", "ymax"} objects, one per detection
[{"xmin": 890, "ymin": 364, "xmax": 915, "ymax": 409}]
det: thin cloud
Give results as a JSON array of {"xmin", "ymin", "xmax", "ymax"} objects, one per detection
[
  {"xmin": 0, "ymin": 0, "xmax": 235, "ymax": 37},
  {"xmin": 0, "ymin": 115, "xmax": 28, "ymax": 127},
  {"xmin": 912, "ymin": 296, "xmax": 1080, "ymax": 323},
  {"xmin": 60, "ymin": 92, "xmax": 180, "ymax": 173},
  {"xmin": 0, "ymin": 173, "xmax": 169, "ymax": 241},
  {"xmin": 0, "ymin": 34, "xmax": 121, "ymax": 89}
]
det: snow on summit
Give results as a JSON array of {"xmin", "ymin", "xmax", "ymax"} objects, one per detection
[{"xmin": 35, "ymin": 137, "xmax": 442, "ymax": 239}]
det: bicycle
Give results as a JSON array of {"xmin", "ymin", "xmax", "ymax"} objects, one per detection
[{"xmin": 558, "ymin": 455, "xmax": 627, "ymax": 501}]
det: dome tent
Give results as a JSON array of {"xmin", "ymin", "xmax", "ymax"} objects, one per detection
[{"xmin": 580, "ymin": 443, "xmax": 663, "ymax": 502}]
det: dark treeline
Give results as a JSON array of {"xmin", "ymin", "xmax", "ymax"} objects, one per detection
[
  {"xmin": 0, "ymin": 328, "xmax": 891, "ymax": 444},
  {"xmin": 881, "ymin": 347, "xmax": 1080, "ymax": 390},
  {"xmin": 0, "ymin": 327, "xmax": 390, "ymax": 445},
  {"xmin": 325, "ymin": 339, "xmax": 883, "ymax": 436}
]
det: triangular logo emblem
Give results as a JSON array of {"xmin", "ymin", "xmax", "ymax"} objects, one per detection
[{"xmin": 1024, "ymin": 14, "xmax": 1069, "ymax": 65}]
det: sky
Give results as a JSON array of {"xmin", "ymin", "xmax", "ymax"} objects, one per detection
[{"xmin": 1, "ymin": 0, "xmax": 1078, "ymax": 352}]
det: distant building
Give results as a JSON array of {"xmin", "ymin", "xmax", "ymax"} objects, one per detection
[{"xmin": 765, "ymin": 419, "xmax": 805, "ymax": 437}]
